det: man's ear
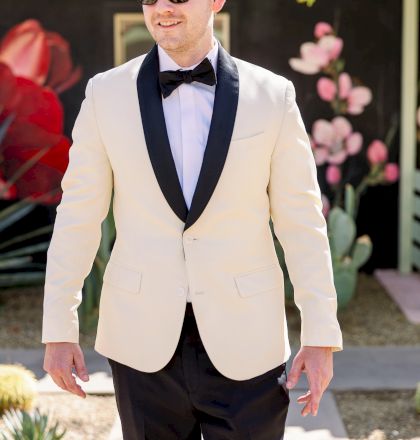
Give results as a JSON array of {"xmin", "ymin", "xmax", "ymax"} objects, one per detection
[{"xmin": 213, "ymin": 0, "xmax": 226, "ymax": 13}]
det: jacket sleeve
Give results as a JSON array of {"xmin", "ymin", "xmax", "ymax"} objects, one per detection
[
  {"xmin": 267, "ymin": 79, "xmax": 343, "ymax": 352},
  {"xmin": 41, "ymin": 77, "xmax": 113, "ymax": 344}
]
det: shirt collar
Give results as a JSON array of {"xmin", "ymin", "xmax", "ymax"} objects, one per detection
[{"xmin": 158, "ymin": 36, "xmax": 219, "ymax": 76}]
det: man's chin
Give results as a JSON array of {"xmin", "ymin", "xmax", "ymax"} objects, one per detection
[{"xmin": 156, "ymin": 38, "xmax": 185, "ymax": 52}]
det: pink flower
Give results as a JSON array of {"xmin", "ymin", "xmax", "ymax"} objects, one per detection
[
  {"xmin": 367, "ymin": 140, "xmax": 388, "ymax": 164},
  {"xmin": 314, "ymin": 22, "xmax": 333, "ymax": 39},
  {"xmin": 384, "ymin": 163, "xmax": 399, "ymax": 182},
  {"xmin": 321, "ymin": 193, "xmax": 330, "ymax": 217},
  {"xmin": 0, "ymin": 19, "xmax": 81, "ymax": 94},
  {"xmin": 316, "ymin": 73, "xmax": 372, "ymax": 114},
  {"xmin": 317, "ymin": 77, "xmax": 336, "ymax": 101},
  {"xmin": 338, "ymin": 72, "xmax": 372, "ymax": 114},
  {"xmin": 289, "ymin": 35, "xmax": 343, "ymax": 75},
  {"xmin": 312, "ymin": 116, "xmax": 363, "ymax": 165},
  {"xmin": 0, "ymin": 19, "xmax": 50, "ymax": 85},
  {"xmin": 326, "ymin": 165, "xmax": 341, "ymax": 185}
]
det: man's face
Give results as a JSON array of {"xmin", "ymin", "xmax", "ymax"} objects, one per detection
[{"xmin": 142, "ymin": 0, "xmax": 225, "ymax": 53}]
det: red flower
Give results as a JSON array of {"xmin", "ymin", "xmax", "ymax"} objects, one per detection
[
  {"xmin": 0, "ymin": 62, "xmax": 71, "ymax": 204},
  {"xmin": 0, "ymin": 19, "xmax": 82, "ymax": 94}
]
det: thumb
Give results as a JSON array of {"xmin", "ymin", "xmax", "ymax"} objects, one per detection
[
  {"xmin": 286, "ymin": 359, "xmax": 304, "ymax": 389},
  {"xmin": 73, "ymin": 346, "xmax": 89, "ymax": 382}
]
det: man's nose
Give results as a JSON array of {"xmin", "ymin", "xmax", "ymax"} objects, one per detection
[{"xmin": 154, "ymin": 0, "xmax": 177, "ymax": 13}]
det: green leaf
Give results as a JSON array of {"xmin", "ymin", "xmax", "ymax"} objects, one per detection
[{"xmin": 328, "ymin": 207, "xmax": 356, "ymax": 258}]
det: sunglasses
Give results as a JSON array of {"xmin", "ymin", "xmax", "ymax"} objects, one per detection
[{"xmin": 141, "ymin": 0, "xmax": 189, "ymax": 4}]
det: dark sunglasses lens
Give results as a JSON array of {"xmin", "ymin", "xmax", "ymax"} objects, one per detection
[
  {"xmin": 141, "ymin": 0, "xmax": 189, "ymax": 4},
  {"xmin": 141, "ymin": 0, "xmax": 189, "ymax": 3}
]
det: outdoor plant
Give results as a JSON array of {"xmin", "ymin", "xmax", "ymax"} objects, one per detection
[
  {"xmin": 274, "ymin": 20, "xmax": 399, "ymax": 308},
  {"xmin": 0, "ymin": 364, "xmax": 37, "ymax": 415},
  {"xmin": 0, "ymin": 19, "xmax": 81, "ymax": 288},
  {"xmin": 415, "ymin": 382, "xmax": 420, "ymax": 414},
  {"xmin": 327, "ymin": 184, "xmax": 372, "ymax": 307},
  {"xmin": 0, "ymin": 19, "xmax": 116, "ymax": 332},
  {"xmin": 296, "ymin": 0, "xmax": 317, "ymax": 6},
  {"xmin": 0, "ymin": 407, "xmax": 66, "ymax": 440}
]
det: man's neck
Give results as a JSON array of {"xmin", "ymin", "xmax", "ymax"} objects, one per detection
[{"xmin": 160, "ymin": 36, "xmax": 215, "ymax": 68}]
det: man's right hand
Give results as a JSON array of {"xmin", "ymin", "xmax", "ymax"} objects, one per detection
[{"xmin": 43, "ymin": 342, "xmax": 90, "ymax": 398}]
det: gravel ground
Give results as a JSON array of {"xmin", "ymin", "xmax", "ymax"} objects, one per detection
[
  {"xmin": 0, "ymin": 394, "xmax": 117, "ymax": 439},
  {"xmin": 0, "ymin": 272, "xmax": 419, "ymax": 349},
  {"xmin": 285, "ymin": 272, "xmax": 420, "ymax": 348},
  {"xmin": 333, "ymin": 390, "xmax": 420, "ymax": 440},
  {"xmin": 1, "ymin": 272, "xmax": 419, "ymax": 439}
]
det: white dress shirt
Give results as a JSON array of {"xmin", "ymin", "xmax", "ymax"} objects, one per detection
[{"xmin": 158, "ymin": 37, "xmax": 219, "ymax": 302}]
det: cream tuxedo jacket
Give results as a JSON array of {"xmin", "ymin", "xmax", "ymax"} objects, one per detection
[{"xmin": 42, "ymin": 40, "xmax": 343, "ymax": 381}]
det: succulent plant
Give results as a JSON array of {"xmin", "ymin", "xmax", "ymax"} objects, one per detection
[
  {"xmin": 271, "ymin": 184, "xmax": 372, "ymax": 308},
  {"xmin": 0, "ymin": 364, "xmax": 37, "ymax": 416},
  {"xmin": 0, "ymin": 407, "xmax": 66, "ymax": 439},
  {"xmin": 327, "ymin": 185, "xmax": 372, "ymax": 308}
]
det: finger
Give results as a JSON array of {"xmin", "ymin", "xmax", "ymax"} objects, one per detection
[
  {"xmin": 50, "ymin": 375, "xmax": 67, "ymax": 391},
  {"xmin": 61, "ymin": 370, "xmax": 86, "ymax": 398},
  {"xmin": 286, "ymin": 358, "xmax": 304, "ymax": 389},
  {"xmin": 73, "ymin": 348, "xmax": 89, "ymax": 382},
  {"xmin": 297, "ymin": 390, "xmax": 311, "ymax": 404},
  {"xmin": 307, "ymin": 382, "xmax": 322, "ymax": 416},
  {"xmin": 301, "ymin": 399, "xmax": 312, "ymax": 417}
]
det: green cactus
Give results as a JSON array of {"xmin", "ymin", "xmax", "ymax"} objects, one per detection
[
  {"xmin": 0, "ymin": 364, "xmax": 37, "ymax": 416},
  {"xmin": 270, "ymin": 184, "xmax": 372, "ymax": 308},
  {"xmin": 0, "ymin": 407, "xmax": 66, "ymax": 440},
  {"xmin": 415, "ymin": 382, "xmax": 420, "ymax": 414},
  {"xmin": 327, "ymin": 185, "xmax": 372, "ymax": 308},
  {"xmin": 351, "ymin": 235, "xmax": 372, "ymax": 269},
  {"xmin": 328, "ymin": 206, "xmax": 356, "ymax": 260}
]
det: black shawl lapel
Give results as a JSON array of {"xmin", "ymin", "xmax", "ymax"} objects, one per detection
[
  {"xmin": 137, "ymin": 44, "xmax": 188, "ymax": 223},
  {"xmin": 136, "ymin": 40, "xmax": 239, "ymax": 231},
  {"xmin": 184, "ymin": 41, "xmax": 239, "ymax": 231}
]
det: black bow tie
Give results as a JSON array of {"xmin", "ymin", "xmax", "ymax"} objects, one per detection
[{"xmin": 158, "ymin": 57, "xmax": 217, "ymax": 99}]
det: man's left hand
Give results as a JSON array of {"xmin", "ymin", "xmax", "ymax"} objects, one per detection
[{"xmin": 285, "ymin": 346, "xmax": 334, "ymax": 417}]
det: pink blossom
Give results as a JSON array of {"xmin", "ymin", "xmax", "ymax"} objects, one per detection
[
  {"xmin": 326, "ymin": 165, "xmax": 341, "ymax": 185},
  {"xmin": 367, "ymin": 140, "xmax": 388, "ymax": 164},
  {"xmin": 338, "ymin": 72, "xmax": 372, "ymax": 114},
  {"xmin": 317, "ymin": 77, "xmax": 336, "ymax": 101},
  {"xmin": 289, "ymin": 35, "xmax": 343, "ymax": 75},
  {"xmin": 321, "ymin": 193, "xmax": 330, "ymax": 217},
  {"xmin": 338, "ymin": 72, "xmax": 352, "ymax": 98},
  {"xmin": 384, "ymin": 163, "xmax": 399, "ymax": 182},
  {"xmin": 316, "ymin": 72, "xmax": 372, "ymax": 114},
  {"xmin": 312, "ymin": 116, "xmax": 363, "ymax": 165},
  {"xmin": 314, "ymin": 22, "xmax": 333, "ymax": 39}
]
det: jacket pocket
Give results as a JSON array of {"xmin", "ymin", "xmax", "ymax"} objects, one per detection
[
  {"xmin": 234, "ymin": 264, "xmax": 284, "ymax": 298},
  {"xmin": 102, "ymin": 260, "xmax": 142, "ymax": 294}
]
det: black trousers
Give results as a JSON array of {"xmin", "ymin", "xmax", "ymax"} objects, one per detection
[{"xmin": 107, "ymin": 302, "xmax": 290, "ymax": 439}]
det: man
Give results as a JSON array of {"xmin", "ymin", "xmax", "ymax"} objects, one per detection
[{"xmin": 42, "ymin": 0, "xmax": 343, "ymax": 438}]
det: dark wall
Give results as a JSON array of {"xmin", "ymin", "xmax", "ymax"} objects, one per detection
[{"xmin": 0, "ymin": 0, "xmax": 402, "ymax": 270}]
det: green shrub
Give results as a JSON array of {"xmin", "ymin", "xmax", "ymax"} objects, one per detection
[
  {"xmin": 1, "ymin": 407, "xmax": 66, "ymax": 439},
  {"xmin": 415, "ymin": 382, "xmax": 420, "ymax": 414}
]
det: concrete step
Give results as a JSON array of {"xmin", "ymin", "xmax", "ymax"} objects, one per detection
[{"xmin": 1, "ymin": 345, "xmax": 419, "ymax": 394}]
